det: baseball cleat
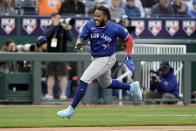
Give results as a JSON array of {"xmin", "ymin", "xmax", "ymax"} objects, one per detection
[
  {"xmin": 57, "ymin": 105, "xmax": 75, "ymax": 119},
  {"xmin": 130, "ymin": 81, "xmax": 142, "ymax": 102}
]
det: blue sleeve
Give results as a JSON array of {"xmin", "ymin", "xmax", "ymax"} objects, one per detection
[
  {"xmin": 160, "ymin": 76, "xmax": 178, "ymax": 92},
  {"xmin": 116, "ymin": 24, "xmax": 129, "ymax": 40},
  {"xmin": 66, "ymin": 30, "xmax": 73, "ymax": 41},
  {"xmin": 43, "ymin": 25, "xmax": 57, "ymax": 39},
  {"xmin": 79, "ymin": 23, "xmax": 90, "ymax": 40}
]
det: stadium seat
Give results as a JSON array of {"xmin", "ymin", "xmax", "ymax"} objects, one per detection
[{"xmin": 14, "ymin": 0, "xmax": 38, "ymax": 15}]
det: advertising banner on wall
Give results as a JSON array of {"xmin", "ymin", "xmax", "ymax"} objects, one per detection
[
  {"xmin": 21, "ymin": 16, "xmax": 39, "ymax": 36},
  {"xmin": 0, "ymin": 15, "xmax": 195, "ymax": 39},
  {"xmin": 130, "ymin": 18, "xmax": 196, "ymax": 38},
  {"xmin": 20, "ymin": 16, "xmax": 89, "ymax": 37},
  {"xmin": 0, "ymin": 17, "xmax": 17, "ymax": 36}
]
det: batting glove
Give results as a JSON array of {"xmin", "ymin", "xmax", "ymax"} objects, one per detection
[{"xmin": 125, "ymin": 55, "xmax": 136, "ymax": 72}]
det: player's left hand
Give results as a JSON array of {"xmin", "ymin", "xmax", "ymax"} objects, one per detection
[{"xmin": 125, "ymin": 55, "xmax": 136, "ymax": 72}]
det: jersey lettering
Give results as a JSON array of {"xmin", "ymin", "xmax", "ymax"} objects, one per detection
[
  {"xmin": 90, "ymin": 33, "xmax": 99, "ymax": 38},
  {"xmin": 90, "ymin": 33, "xmax": 112, "ymax": 43},
  {"xmin": 101, "ymin": 34, "xmax": 112, "ymax": 43}
]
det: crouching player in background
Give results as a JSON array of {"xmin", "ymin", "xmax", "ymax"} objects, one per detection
[{"xmin": 145, "ymin": 61, "xmax": 179, "ymax": 104}]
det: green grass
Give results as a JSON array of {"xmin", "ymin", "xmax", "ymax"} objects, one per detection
[{"xmin": 0, "ymin": 105, "xmax": 196, "ymax": 127}]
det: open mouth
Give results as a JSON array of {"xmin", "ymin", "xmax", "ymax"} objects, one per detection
[{"xmin": 95, "ymin": 20, "xmax": 100, "ymax": 25}]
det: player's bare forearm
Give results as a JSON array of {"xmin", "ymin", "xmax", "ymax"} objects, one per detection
[{"xmin": 75, "ymin": 38, "xmax": 84, "ymax": 49}]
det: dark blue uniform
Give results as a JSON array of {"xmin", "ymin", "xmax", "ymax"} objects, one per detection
[{"xmin": 79, "ymin": 20, "xmax": 128, "ymax": 57}]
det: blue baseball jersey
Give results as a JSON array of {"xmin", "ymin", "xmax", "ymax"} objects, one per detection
[{"xmin": 79, "ymin": 20, "xmax": 129, "ymax": 57}]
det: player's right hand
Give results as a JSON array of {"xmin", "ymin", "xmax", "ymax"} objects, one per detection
[{"xmin": 75, "ymin": 42, "xmax": 81, "ymax": 49}]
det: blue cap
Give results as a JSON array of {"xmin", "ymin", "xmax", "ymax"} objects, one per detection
[
  {"xmin": 37, "ymin": 36, "xmax": 47, "ymax": 47},
  {"xmin": 160, "ymin": 61, "xmax": 170, "ymax": 68}
]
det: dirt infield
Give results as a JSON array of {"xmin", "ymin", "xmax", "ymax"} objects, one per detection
[{"xmin": 1, "ymin": 126, "xmax": 196, "ymax": 131}]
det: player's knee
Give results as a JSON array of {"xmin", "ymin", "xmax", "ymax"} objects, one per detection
[
  {"xmin": 106, "ymin": 83, "xmax": 112, "ymax": 89},
  {"xmin": 80, "ymin": 80, "xmax": 88, "ymax": 85},
  {"xmin": 80, "ymin": 77, "xmax": 91, "ymax": 85},
  {"xmin": 100, "ymin": 82, "xmax": 112, "ymax": 88},
  {"xmin": 105, "ymin": 86, "xmax": 110, "ymax": 89}
]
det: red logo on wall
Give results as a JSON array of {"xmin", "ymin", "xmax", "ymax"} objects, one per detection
[
  {"xmin": 166, "ymin": 20, "xmax": 179, "ymax": 36},
  {"xmin": 40, "ymin": 18, "xmax": 51, "ymax": 31},
  {"xmin": 183, "ymin": 20, "xmax": 195, "ymax": 36},
  {"xmin": 1, "ymin": 18, "xmax": 15, "ymax": 34},
  {"xmin": 22, "ymin": 18, "xmax": 37, "ymax": 35},
  {"xmin": 131, "ymin": 20, "xmax": 145, "ymax": 36},
  {"xmin": 148, "ymin": 20, "xmax": 162, "ymax": 36},
  {"xmin": 75, "ymin": 19, "xmax": 88, "ymax": 33}
]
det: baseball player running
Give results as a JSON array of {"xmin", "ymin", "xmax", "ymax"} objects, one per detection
[{"xmin": 57, "ymin": 6, "xmax": 142, "ymax": 119}]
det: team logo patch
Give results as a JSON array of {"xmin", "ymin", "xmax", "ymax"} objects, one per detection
[
  {"xmin": 23, "ymin": 18, "xmax": 37, "ymax": 35},
  {"xmin": 1, "ymin": 18, "xmax": 15, "ymax": 34},
  {"xmin": 148, "ymin": 20, "xmax": 162, "ymax": 36},
  {"xmin": 166, "ymin": 20, "xmax": 179, "ymax": 36},
  {"xmin": 183, "ymin": 20, "xmax": 195, "ymax": 36},
  {"xmin": 102, "ymin": 43, "xmax": 110, "ymax": 49},
  {"xmin": 131, "ymin": 20, "xmax": 145, "ymax": 36},
  {"xmin": 40, "ymin": 18, "xmax": 51, "ymax": 31}
]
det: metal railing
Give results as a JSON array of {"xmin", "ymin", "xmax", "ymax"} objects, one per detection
[{"xmin": 0, "ymin": 52, "xmax": 195, "ymax": 105}]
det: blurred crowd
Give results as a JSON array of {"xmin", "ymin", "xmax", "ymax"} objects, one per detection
[
  {"xmin": 0, "ymin": 0, "xmax": 196, "ymax": 18},
  {"xmin": 0, "ymin": 11, "xmax": 74, "ymax": 101}
]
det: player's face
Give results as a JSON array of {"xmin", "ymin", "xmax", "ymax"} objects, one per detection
[
  {"xmin": 193, "ymin": 4, "xmax": 196, "ymax": 10},
  {"xmin": 94, "ymin": 10, "xmax": 107, "ymax": 27}
]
